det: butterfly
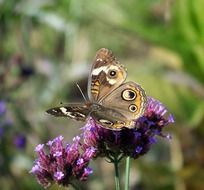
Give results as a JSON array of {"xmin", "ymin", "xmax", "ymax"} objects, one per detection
[{"xmin": 46, "ymin": 48, "xmax": 147, "ymax": 130}]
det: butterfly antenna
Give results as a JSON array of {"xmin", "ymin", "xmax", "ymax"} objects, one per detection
[{"xmin": 76, "ymin": 83, "xmax": 87, "ymax": 102}]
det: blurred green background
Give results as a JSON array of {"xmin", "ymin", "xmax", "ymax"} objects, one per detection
[{"xmin": 0, "ymin": 0, "xmax": 204, "ymax": 189}]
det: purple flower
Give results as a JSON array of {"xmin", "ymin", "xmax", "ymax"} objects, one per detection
[
  {"xmin": 30, "ymin": 135, "xmax": 96, "ymax": 188},
  {"xmin": 0, "ymin": 127, "xmax": 4, "ymax": 138},
  {"xmin": 0, "ymin": 100, "xmax": 6, "ymax": 116},
  {"xmin": 82, "ymin": 97, "xmax": 174, "ymax": 160},
  {"xmin": 13, "ymin": 134, "xmax": 26, "ymax": 149}
]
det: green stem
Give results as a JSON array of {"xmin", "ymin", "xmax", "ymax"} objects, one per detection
[
  {"xmin": 113, "ymin": 156, "xmax": 121, "ymax": 190},
  {"xmin": 70, "ymin": 182, "xmax": 81, "ymax": 190},
  {"xmin": 125, "ymin": 156, "xmax": 131, "ymax": 190}
]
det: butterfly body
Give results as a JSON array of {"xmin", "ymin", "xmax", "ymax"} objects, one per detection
[
  {"xmin": 46, "ymin": 48, "xmax": 147, "ymax": 130},
  {"xmin": 47, "ymin": 102, "xmax": 126, "ymax": 129}
]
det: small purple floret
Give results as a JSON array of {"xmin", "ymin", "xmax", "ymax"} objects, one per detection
[
  {"xmin": 80, "ymin": 167, "xmax": 93, "ymax": 181},
  {"xmin": 168, "ymin": 114, "xmax": 175, "ymax": 123},
  {"xmin": 54, "ymin": 171, "xmax": 64, "ymax": 180},
  {"xmin": 35, "ymin": 144, "xmax": 44, "ymax": 152},
  {"xmin": 77, "ymin": 158, "xmax": 84, "ymax": 165},
  {"xmin": 135, "ymin": 146, "xmax": 143, "ymax": 153},
  {"xmin": 30, "ymin": 164, "xmax": 40, "ymax": 173},
  {"xmin": 53, "ymin": 151, "xmax": 62, "ymax": 157},
  {"xmin": 46, "ymin": 140, "xmax": 53, "ymax": 146},
  {"xmin": 73, "ymin": 135, "xmax": 80, "ymax": 142}
]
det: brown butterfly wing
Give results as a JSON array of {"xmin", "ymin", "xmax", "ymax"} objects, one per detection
[
  {"xmin": 100, "ymin": 81, "xmax": 147, "ymax": 122},
  {"xmin": 46, "ymin": 103, "xmax": 91, "ymax": 121},
  {"xmin": 90, "ymin": 104, "xmax": 129, "ymax": 130},
  {"xmin": 88, "ymin": 48, "xmax": 127, "ymax": 102}
]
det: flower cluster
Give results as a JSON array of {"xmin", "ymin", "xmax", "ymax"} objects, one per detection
[
  {"xmin": 30, "ymin": 135, "xmax": 96, "ymax": 188},
  {"xmin": 82, "ymin": 97, "xmax": 174, "ymax": 160}
]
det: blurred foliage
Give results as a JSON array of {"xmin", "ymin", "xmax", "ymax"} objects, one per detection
[{"xmin": 0, "ymin": 0, "xmax": 204, "ymax": 190}]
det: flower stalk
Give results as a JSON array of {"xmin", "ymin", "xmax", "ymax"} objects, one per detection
[
  {"xmin": 125, "ymin": 156, "xmax": 130, "ymax": 190},
  {"xmin": 113, "ymin": 156, "xmax": 121, "ymax": 190},
  {"xmin": 70, "ymin": 182, "xmax": 81, "ymax": 190}
]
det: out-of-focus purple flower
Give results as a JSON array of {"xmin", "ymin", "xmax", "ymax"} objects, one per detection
[
  {"xmin": 30, "ymin": 135, "xmax": 96, "ymax": 188},
  {"xmin": 14, "ymin": 134, "xmax": 26, "ymax": 149},
  {"xmin": 3, "ymin": 118, "xmax": 13, "ymax": 128},
  {"xmin": 82, "ymin": 97, "xmax": 174, "ymax": 160},
  {"xmin": 0, "ymin": 101, "xmax": 6, "ymax": 116},
  {"xmin": 0, "ymin": 126, "xmax": 4, "ymax": 137}
]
